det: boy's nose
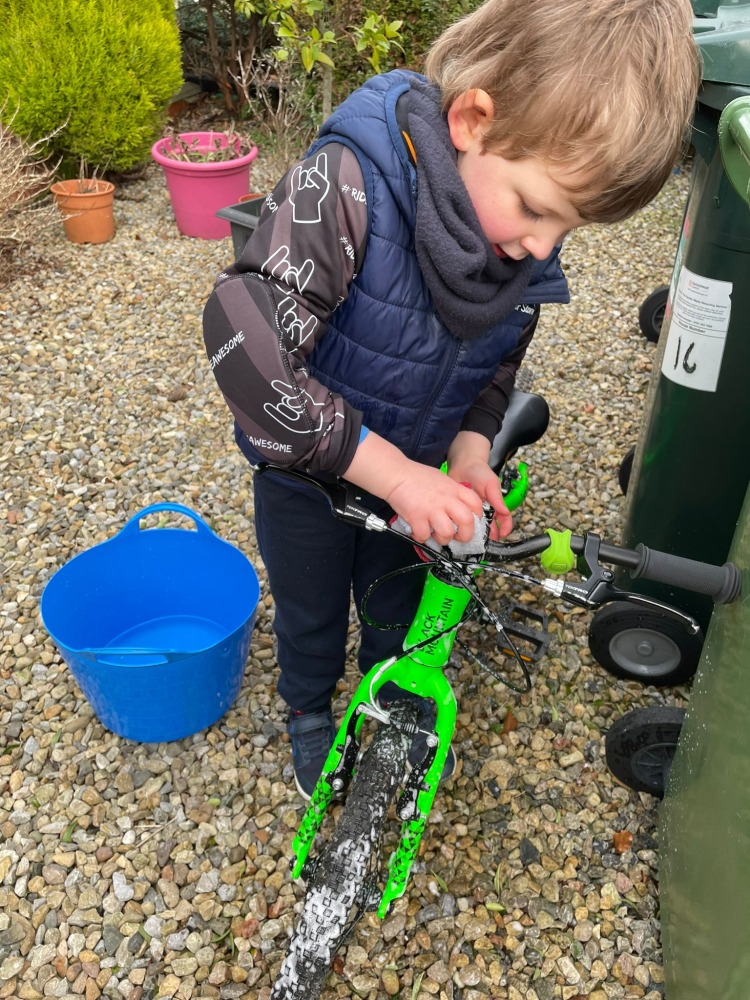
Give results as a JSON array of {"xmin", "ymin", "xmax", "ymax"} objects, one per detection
[{"xmin": 520, "ymin": 234, "xmax": 557, "ymax": 261}]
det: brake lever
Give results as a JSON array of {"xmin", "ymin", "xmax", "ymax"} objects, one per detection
[
  {"xmin": 254, "ymin": 462, "xmax": 389, "ymax": 531},
  {"xmin": 541, "ymin": 531, "xmax": 616, "ymax": 607},
  {"xmin": 541, "ymin": 532, "xmax": 701, "ymax": 634}
]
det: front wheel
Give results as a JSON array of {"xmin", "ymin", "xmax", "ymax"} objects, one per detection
[
  {"xmin": 606, "ymin": 705, "xmax": 685, "ymax": 797},
  {"xmin": 269, "ymin": 701, "xmax": 418, "ymax": 1000},
  {"xmin": 588, "ymin": 602, "xmax": 704, "ymax": 686}
]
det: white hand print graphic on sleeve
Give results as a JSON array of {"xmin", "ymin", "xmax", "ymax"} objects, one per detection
[
  {"xmin": 263, "ymin": 245, "xmax": 315, "ymax": 294},
  {"xmin": 264, "ymin": 380, "xmax": 326, "ymax": 434},
  {"xmin": 289, "ymin": 152, "xmax": 330, "ymax": 224},
  {"xmin": 276, "ymin": 296, "xmax": 318, "ymax": 349}
]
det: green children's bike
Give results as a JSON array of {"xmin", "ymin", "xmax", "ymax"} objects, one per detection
[{"xmin": 257, "ymin": 390, "xmax": 740, "ymax": 1000}]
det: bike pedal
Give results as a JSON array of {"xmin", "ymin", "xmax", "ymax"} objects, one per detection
[{"xmin": 497, "ymin": 603, "xmax": 551, "ymax": 662}]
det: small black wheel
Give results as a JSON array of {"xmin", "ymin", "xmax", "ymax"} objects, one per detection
[
  {"xmin": 588, "ymin": 602, "xmax": 704, "ymax": 686},
  {"xmin": 606, "ymin": 705, "xmax": 686, "ymax": 797},
  {"xmin": 618, "ymin": 446, "xmax": 635, "ymax": 495},
  {"xmin": 638, "ymin": 285, "xmax": 670, "ymax": 343}
]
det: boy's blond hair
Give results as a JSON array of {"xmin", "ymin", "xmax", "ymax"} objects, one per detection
[{"xmin": 425, "ymin": 0, "xmax": 701, "ymax": 222}]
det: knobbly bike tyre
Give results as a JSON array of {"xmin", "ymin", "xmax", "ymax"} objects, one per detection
[{"xmin": 269, "ymin": 700, "xmax": 418, "ymax": 1000}]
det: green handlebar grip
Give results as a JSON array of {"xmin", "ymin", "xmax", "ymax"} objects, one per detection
[{"xmin": 503, "ymin": 461, "xmax": 529, "ymax": 512}]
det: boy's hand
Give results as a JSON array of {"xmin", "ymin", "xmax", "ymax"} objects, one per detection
[
  {"xmin": 343, "ymin": 433, "xmax": 483, "ymax": 545},
  {"xmin": 446, "ymin": 431, "xmax": 513, "ymax": 539},
  {"xmin": 384, "ymin": 465, "xmax": 483, "ymax": 545}
]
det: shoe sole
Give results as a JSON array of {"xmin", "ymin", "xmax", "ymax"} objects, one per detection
[
  {"xmin": 294, "ymin": 773, "xmax": 313, "ymax": 801},
  {"xmin": 406, "ymin": 745, "xmax": 457, "ymax": 782}
]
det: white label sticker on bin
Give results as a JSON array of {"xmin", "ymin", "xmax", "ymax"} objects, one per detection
[{"xmin": 661, "ymin": 266, "xmax": 732, "ymax": 392}]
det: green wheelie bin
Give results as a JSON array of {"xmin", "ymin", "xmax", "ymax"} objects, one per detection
[
  {"xmin": 657, "ymin": 480, "xmax": 750, "ymax": 998},
  {"xmin": 587, "ymin": 3, "xmax": 750, "ymax": 688}
]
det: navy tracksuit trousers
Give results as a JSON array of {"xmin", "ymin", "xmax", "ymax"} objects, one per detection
[{"xmin": 252, "ymin": 469, "xmax": 427, "ymax": 713}]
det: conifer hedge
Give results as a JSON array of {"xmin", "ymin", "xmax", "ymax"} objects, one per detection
[{"xmin": 0, "ymin": 0, "xmax": 183, "ymax": 173}]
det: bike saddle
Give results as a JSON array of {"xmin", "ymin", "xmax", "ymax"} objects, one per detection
[{"xmin": 489, "ymin": 387, "xmax": 550, "ymax": 473}]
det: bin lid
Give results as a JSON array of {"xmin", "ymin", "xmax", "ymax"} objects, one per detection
[
  {"xmin": 719, "ymin": 96, "xmax": 750, "ymax": 205},
  {"xmin": 694, "ymin": 3, "xmax": 750, "ymax": 86}
]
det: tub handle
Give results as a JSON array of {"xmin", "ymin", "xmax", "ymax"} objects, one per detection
[
  {"xmin": 77, "ymin": 647, "xmax": 189, "ymax": 663},
  {"xmin": 116, "ymin": 503, "xmax": 215, "ymax": 539}
]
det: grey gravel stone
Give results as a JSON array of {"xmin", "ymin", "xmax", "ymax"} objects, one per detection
[
  {"xmin": 166, "ymin": 929, "xmax": 190, "ymax": 951},
  {"xmin": 101, "ymin": 925, "xmax": 125, "ymax": 956},
  {"xmin": 111, "ymin": 871, "xmax": 134, "ymax": 902}
]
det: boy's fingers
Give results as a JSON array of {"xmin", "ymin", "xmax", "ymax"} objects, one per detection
[
  {"xmin": 408, "ymin": 516, "xmax": 432, "ymax": 543},
  {"xmin": 460, "ymin": 484, "xmax": 484, "ymax": 515},
  {"xmin": 453, "ymin": 514, "xmax": 478, "ymax": 543},
  {"xmin": 430, "ymin": 511, "xmax": 466, "ymax": 545},
  {"xmin": 494, "ymin": 507, "xmax": 513, "ymax": 538},
  {"xmin": 452, "ymin": 493, "xmax": 484, "ymax": 540}
]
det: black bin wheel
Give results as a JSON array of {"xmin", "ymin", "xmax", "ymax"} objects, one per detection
[
  {"xmin": 638, "ymin": 285, "xmax": 669, "ymax": 343},
  {"xmin": 618, "ymin": 446, "xmax": 635, "ymax": 495},
  {"xmin": 588, "ymin": 602, "xmax": 704, "ymax": 686},
  {"xmin": 606, "ymin": 705, "xmax": 686, "ymax": 797}
]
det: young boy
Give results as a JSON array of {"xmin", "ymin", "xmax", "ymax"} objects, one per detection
[{"xmin": 203, "ymin": 0, "xmax": 700, "ymax": 798}]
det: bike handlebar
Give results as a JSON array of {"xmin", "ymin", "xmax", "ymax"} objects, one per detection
[
  {"xmin": 629, "ymin": 542, "xmax": 739, "ymax": 604},
  {"xmin": 254, "ymin": 463, "xmax": 742, "ymax": 606},
  {"xmin": 486, "ymin": 535, "xmax": 741, "ymax": 604}
]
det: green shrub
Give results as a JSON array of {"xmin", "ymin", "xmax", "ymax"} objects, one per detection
[
  {"xmin": 320, "ymin": 1, "xmax": 483, "ymax": 113},
  {"xmin": 0, "ymin": 0, "xmax": 183, "ymax": 174},
  {"xmin": 396, "ymin": 0, "xmax": 484, "ymax": 70}
]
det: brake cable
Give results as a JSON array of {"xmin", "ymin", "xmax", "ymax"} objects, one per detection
[{"xmin": 359, "ymin": 550, "xmax": 536, "ymax": 693}]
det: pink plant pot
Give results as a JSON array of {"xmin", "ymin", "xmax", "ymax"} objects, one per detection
[{"xmin": 151, "ymin": 132, "xmax": 259, "ymax": 239}]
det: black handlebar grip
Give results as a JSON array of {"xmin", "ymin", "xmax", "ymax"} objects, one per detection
[{"xmin": 632, "ymin": 544, "xmax": 742, "ymax": 604}]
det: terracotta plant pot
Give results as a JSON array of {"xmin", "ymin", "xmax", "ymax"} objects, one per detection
[
  {"xmin": 151, "ymin": 132, "xmax": 258, "ymax": 239},
  {"xmin": 50, "ymin": 179, "xmax": 116, "ymax": 244}
]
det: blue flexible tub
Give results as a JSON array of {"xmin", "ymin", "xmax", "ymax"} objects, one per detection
[{"xmin": 40, "ymin": 503, "xmax": 260, "ymax": 742}]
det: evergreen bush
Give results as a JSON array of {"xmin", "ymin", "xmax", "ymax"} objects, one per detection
[{"xmin": 0, "ymin": 0, "xmax": 183, "ymax": 174}]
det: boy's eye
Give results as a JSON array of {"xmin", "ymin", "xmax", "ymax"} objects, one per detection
[{"xmin": 520, "ymin": 200, "xmax": 543, "ymax": 222}]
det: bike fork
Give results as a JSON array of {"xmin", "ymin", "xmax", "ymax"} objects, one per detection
[{"xmin": 290, "ymin": 656, "xmax": 457, "ymax": 917}]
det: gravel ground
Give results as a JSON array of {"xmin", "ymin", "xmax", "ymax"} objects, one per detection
[{"xmin": 0, "ymin": 155, "xmax": 692, "ymax": 1000}]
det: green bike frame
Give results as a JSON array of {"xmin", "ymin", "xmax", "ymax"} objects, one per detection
[
  {"xmin": 439, "ymin": 460, "xmax": 530, "ymax": 513},
  {"xmin": 290, "ymin": 568, "xmax": 472, "ymax": 917}
]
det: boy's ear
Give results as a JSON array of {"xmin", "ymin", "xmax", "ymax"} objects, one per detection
[{"xmin": 447, "ymin": 89, "xmax": 494, "ymax": 151}]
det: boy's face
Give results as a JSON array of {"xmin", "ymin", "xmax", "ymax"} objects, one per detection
[
  {"xmin": 457, "ymin": 147, "xmax": 587, "ymax": 262},
  {"xmin": 448, "ymin": 90, "xmax": 588, "ymax": 262}
]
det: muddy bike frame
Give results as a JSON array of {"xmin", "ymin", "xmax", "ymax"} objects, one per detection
[{"xmin": 291, "ymin": 561, "xmax": 474, "ymax": 917}]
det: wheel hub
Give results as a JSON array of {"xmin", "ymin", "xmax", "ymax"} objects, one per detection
[{"xmin": 610, "ymin": 627, "xmax": 681, "ymax": 678}]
